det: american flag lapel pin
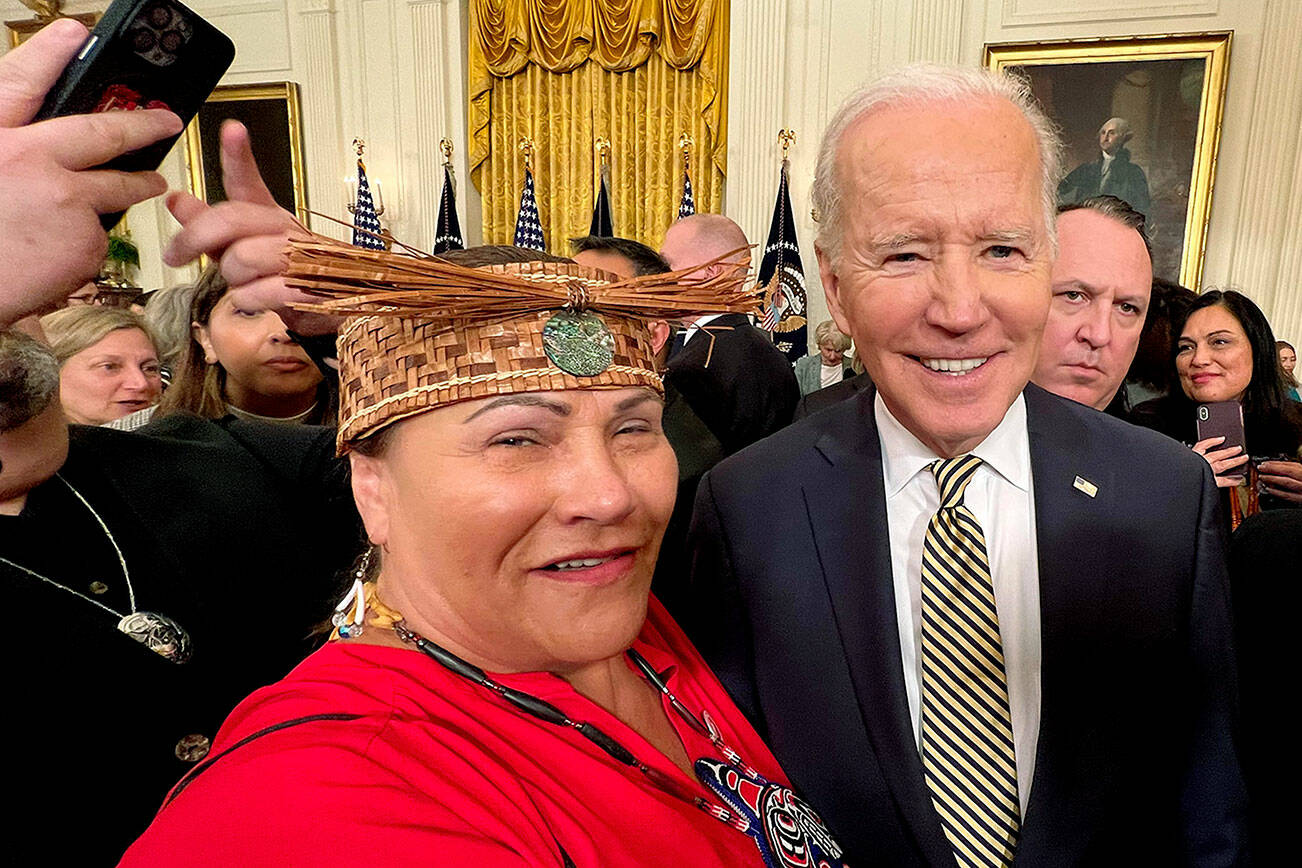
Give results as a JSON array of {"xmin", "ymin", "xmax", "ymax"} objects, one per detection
[{"xmin": 1072, "ymin": 475, "xmax": 1099, "ymax": 498}]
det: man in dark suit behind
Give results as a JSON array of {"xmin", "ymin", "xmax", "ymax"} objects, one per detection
[
  {"xmin": 660, "ymin": 214, "xmax": 799, "ymax": 456},
  {"xmin": 687, "ymin": 65, "xmax": 1246, "ymax": 866},
  {"xmin": 569, "ymin": 234, "xmax": 726, "ymax": 617}
]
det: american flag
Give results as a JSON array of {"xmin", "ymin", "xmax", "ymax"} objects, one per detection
[
  {"xmin": 678, "ymin": 171, "xmax": 695, "ymax": 219},
  {"xmin": 513, "ymin": 168, "xmax": 546, "ymax": 251},
  {"xmin": 351, "ymin": 159, "xmax": 386, "ymax": 250},
  {"xmin": 433, "ymin": 165, "xmax": 464, "ymax": 254}
]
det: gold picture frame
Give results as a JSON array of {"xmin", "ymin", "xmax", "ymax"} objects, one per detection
[
  {"xmin": 5, "ymin": 12, "xmax": 99, "ymax": 48},
  {"xmin": 986, "ymin": 32, "xmax": 1232, "ymax": 290},
  {"xmin": 184, "ymin": 82, "xmax": 308, "ymax": 223}
]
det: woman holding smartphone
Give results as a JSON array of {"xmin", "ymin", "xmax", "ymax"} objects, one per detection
[{"xmin": 1133, "ymin": 290, "xmax": 1302, "ymax": 526}]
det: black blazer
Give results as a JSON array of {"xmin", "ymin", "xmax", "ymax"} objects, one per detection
[
  {"xmin": 1228, "ymin": 509, "xmax": 1302, "ymax": 863},
  {"xmin": 664, "ymin": 313, "xmax": 799, "ymax": 456},
  {"xmin": 3, "ymin": 418, "xmax": 361, "ymax": 865},
  {"xmin": 686, "ymin": 384, "xmax": 1247, "ymax": 866},
  {"xmin": 792, "ymin": 370, "xmax": 872, "ymax": 421}
]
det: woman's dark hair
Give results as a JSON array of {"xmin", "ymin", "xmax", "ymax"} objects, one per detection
[
  {"xmin": 1172, "ymin": 290, "xmax": 1302, "ymax": 455},
  {"xmin": 155, "ymin": 264, "xmax": 336, "ymax": 423},
  {"xmin": 154, "ymin": 264, "xmax": 231, "ymax": 419},
  {"xmin": 1126, "ymin": 277, "xmax": 1197, "ymax": 393},
  {"xmin": 1279, "ymin": 340, "xmax": 1299, "ymax": 389}
]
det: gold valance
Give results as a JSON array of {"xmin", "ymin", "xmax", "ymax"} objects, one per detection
[{"xmin": 471, "ymin": 0, "xmax": 718, "ymax": 75}]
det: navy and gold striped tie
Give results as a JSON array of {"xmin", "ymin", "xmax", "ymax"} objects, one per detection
[{"xmin": 920, "ymin": 455, "xmax": 1020, "ymax": 867}]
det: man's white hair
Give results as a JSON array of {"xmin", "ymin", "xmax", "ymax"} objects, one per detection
[
  {"xmin": 811, "ymin": 64, "xmax": 1063, "ymax": 264},
  {"xmin": 1100, "ymin": 116, "xmax": 1133, "ymax": 140}
]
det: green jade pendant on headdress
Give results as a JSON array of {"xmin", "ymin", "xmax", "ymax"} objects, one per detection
[{"xmin": 542, "ymin": 310, "xmax": 616, "ymax": 376}]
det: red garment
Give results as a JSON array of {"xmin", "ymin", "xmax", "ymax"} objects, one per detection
[{"xmin": 120, "ymin": 598, "xmax": 788, "ymax": 867}]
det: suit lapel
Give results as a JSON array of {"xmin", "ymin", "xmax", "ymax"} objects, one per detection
[
  {"xmin": 802, "ymin": 390, "xmax": 956, "ymax": 866},
  {"xmin": 1018, "ymin": 386, "xmax": 1112, "ymax": 861}
]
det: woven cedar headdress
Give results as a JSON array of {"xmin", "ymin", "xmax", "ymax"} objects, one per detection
[{"xmin": 286, "ymin": 235, "xmax": 760, "ymax": 452}]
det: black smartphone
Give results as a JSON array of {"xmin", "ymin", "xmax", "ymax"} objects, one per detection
[
  {"xmin": 1195, "ymin": 400, "xmax": 1248, "ymax": 476},
  {"xmin": 32, "ymin": 0, "xmax": 236, "ymax": 229}
]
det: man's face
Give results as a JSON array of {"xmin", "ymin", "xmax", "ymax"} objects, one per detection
[
  {"xmin": 1032, "ymin": 209, "xmax": 1152, "ymax": 410},
  {"xmin": 573, "ymin": 249, "xmax": 636, "ymax": 280},
  {"xmin": 817, "ymin": 97, "xmax": 1053, "ymax": 457},
  {"xmin": 1099, "ymin": 120, "xmax": 1125, "ymax": 155}
]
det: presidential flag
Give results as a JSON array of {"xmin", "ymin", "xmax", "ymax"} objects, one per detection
[
  {"xmin": 590, "ymin": 167, "xmax": 614, "ymax": 237},
  {"xmin": 757, "ymin": 159, "xmax": 808, "ymax": 361},
  {"xmin": 433, "ymin": 165, "xmax": 464, "ymax": 254},
  {"xmin": 351, "ymin": 159, "xmax": 386, "ymax": 250},
  {"xmin": 513, "ymin": 168, "xmax": 546, "ymax": 252}
]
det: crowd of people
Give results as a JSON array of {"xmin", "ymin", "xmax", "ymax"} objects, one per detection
[{"xmin": 1, "ymin": 17, "xmax": 1299, "ymax": 867}]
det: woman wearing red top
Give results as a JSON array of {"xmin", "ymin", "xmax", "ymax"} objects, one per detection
[{"xmin": 121, "ymin": 228, "xmax": 845, "ymax": 867}]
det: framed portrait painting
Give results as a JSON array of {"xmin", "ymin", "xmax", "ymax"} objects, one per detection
[
  {"xmin": 985, "ymin": 32, "xmax": 1231, "ymax": 289},
  {"xmin": 184, "ymin": 82, "xmax": 309, "ymax": 223}
]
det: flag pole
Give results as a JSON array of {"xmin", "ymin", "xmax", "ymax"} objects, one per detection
[
  {"xmin": 518, "ymin": 135, "xmax": 535, "ymax": 173},
  {"xmin": 676, "ymin": 132, "xmax": 696, "ymax": 220}
]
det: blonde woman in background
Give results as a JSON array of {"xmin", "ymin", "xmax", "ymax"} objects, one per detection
[
  {"xmin": 40, "ymin": 306, "xmax": 163, "ymax": 426},
  {"xmin": 793, "ymin": 320, "xmax": 852, "ymax": 396}
]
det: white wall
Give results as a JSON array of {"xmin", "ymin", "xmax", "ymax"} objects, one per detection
[{"xmin": 727, "ymin": 0, "xmax": 1302, "ymax": 349}]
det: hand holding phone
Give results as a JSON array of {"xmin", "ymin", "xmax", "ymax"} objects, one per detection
[
  {"xmin": 1193, "ymin": 401, "xmax": 1249, "ymax": 482},
  {"xmin": 32, "ymin": 0, "xmax": 235, "ymax": 229},
  {"xmin": 0, "ymin": 19, "xmax": 181, "ymax": 327}
]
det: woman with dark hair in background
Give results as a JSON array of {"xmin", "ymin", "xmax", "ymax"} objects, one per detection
[
  {"xmin": 1133, "ymin": 289, "xmax": 1302, "ymax": 525},
  {"xmin": 1279, "ymin": 340, "xmax": 1299, "ymax": 402},
  {"xmin": 1112, "ymin": 277, "xmax": 1198, "ymax": 414},
  {"xmin": 155, "ymin": 266, "xmax": 335, "ymax": 425}
]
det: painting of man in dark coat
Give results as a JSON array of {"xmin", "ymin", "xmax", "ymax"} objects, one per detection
[{"xmin": 1058, "ymin": 116, "xmax": 1151, "ymax": 217}]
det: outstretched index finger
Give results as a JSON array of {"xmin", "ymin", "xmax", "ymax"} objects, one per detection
[{"xmin": 219, "ymin": 120, "xmax": 278, "ymax": 208}]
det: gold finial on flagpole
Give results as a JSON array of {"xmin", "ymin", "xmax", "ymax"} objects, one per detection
[
  {"xmin": 595, "ymin": 136, "xmax": 611, "ymax": 167},
  {"xmin": 678, "ymin": 132, "xmax": 694, "ymax": 172},
  {"xmin": 439, "ymin": 137, "xmax": 453, "ymax": 167},
  {"xmin": 353, "ymin": 138, "xmax": 366, "ymax": 158},
  {"xmin": 778, "ymin": 129, "xmax": 796, "ymax": 161},
  {"xmin": 518, "ymin": 136, "xmax": 535, "ymax": 172}
]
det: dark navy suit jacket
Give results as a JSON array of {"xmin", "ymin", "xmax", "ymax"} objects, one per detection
[{"xmin": 686, "ymin": 384, "xmax": 1248, "ymax": 866}]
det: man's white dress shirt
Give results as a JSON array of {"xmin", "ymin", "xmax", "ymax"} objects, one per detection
[
  {"xmin": 876, "ymin": 392, "xmax": 1042, "ymax": 814},
  {"xmin": 680, "ymin": 313, "xmax": 725, "ymax": 347}
]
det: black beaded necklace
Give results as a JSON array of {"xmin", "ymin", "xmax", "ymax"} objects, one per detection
[{"xmin": 385, "ymin": 619, "xmax": 848, "ymax": 868}]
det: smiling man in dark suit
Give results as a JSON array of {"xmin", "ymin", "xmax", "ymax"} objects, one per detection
[{"xmin": 687, "ymin": 65, "xmax": 1247, "ymax": 867}]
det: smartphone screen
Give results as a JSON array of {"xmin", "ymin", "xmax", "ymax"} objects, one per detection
[{"xmin": 1195, "ymin": 401, "xmax": 1247, "ymax": 476}]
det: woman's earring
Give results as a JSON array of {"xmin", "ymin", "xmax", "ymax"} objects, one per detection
[{"xmin": 331, "ymin": 548, "xmax": 373, "ymax": 639}]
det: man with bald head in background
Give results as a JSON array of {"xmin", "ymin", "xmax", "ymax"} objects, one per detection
[
  {"xmin": 658, "ymin": 214, "xmax": 798, "ymax": 455},
  {"xmin": 1032, "ymin": 196, "xmax": 1153, "ymax": 413},
  {"xmin": 686, "ymin": 65, "xmax": 1245, "ymax": 866}
]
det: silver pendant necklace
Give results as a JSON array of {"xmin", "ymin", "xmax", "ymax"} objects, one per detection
[{"xmin": 0, "ymin": 474, "xmax": 192, "ymax": 664}]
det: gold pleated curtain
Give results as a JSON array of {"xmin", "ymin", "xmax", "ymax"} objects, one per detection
[{"xmin": 469, "ymin": 0, "xmax": 728, "ymax": 251}]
